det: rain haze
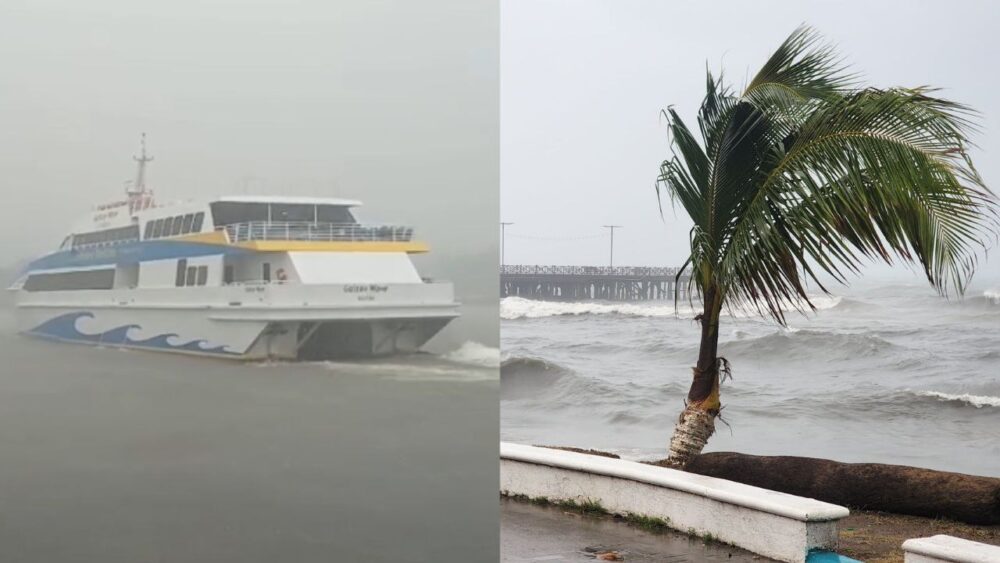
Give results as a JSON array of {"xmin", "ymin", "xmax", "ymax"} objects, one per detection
[
  {"xmin": 501, "ymin": 0, "xmax": 1000, "ymax": 287},
  {"xmin": 0, "ymin": 2, "xmax": 500, "ymax": 561},
  {"xmin": 1, "ymin": 0, "xmax": 498, "ymax": 300}
]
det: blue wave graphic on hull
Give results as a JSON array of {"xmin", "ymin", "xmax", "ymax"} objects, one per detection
[{"xmin": 28, "ymin": 312, "xmax": 240, "ymax": 356}]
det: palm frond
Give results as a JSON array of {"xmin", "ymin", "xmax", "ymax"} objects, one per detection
[
  {"xmin": 719, "ymin": 87, "xmax": 996, "ymax": 321},
  {"xmin": 656, "ymin": 26, "xmax": 998, "ymax": 325}
]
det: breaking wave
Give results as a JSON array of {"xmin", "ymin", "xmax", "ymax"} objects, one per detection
[
  {"xmin": 500, "ymin": 295, "xmax": 842, "ymax": 320},
  {"xmin": 984, "ymin": 289, "xmax": 1000, "ymax": 306},
  {"xmin": 443, "ymin": 341, "xmax": 500, "ymax": 367},
  {"xmin": 500, "ymin": 356, "xmax": 569, "ymax": 399},
  {"xmin": 911, "ymin": 390, "xmax": 1000, "ymax": 409}
]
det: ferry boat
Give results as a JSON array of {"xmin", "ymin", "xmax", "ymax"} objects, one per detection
[{"xmin": 7, "ymin": 136, "xmax": 459, "ymax": 360}]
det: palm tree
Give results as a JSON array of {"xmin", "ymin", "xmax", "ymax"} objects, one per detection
[{"xmin": 657, "ymin": 26, "xmax": 997, "ymax": 468}]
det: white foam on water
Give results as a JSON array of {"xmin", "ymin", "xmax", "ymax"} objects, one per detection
[
  {"xmin": 915, "ymin": 390, "xmax": 1000, "ymax": 408},
  {"xmin": 501, "ymin": 295, "xmax": 842, "ymax": 320},
  {"xmin": 320, "ymin": 360, "xmax": 497, "ymax": 382},
  {"xmin": 985, "ymin": 288, "xmax": 1000, "ymax": 305},
  {"xmin": 443, "ymin": 341, "xmax": 501, "ymax": 368}
]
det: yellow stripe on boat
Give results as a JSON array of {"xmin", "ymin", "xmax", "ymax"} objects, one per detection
[{"xmin": 174, "ymin": 231, "xmax": 230, "ymax": 244}]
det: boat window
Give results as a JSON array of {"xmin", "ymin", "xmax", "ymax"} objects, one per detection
[
  {"xmin": 223, "ymin": 265, "xmax": 234, "ymax": 284},
  {"xmin": 162, "ymin": 217, "xmax": 174, "ymax": 237},
  {"xmin": 192, "ymin": 212, "xmax": 205, "ymax": 233},
  {"xmin": 210, "ymin": 202, "xmax": 268, "ymax": 226},
  {"xmin": 144, "ymin": 222, "xmax": 154, "ymax": 239},
  {"xmin": 196, "ymin": 266, "xmax": 208, "ymax": 286},
  {"xmin": 316, "ymin": 205, "xmax": 356, "ymax": 224},
  {"xmin": 171, "ymin": 216, "xmax": 184, "ymax": 236},
  {"xmin": 186, "ymin": 266, "xmax": 197, "ymax": 286},
  {"xmin": 271, "ymin": 204, "xmax": 315, "ymax": 222},
  {"xmin": 175, "ymin": 259, "xmax": 187, "ymax": 287},
  {"xmin": 71, "ymin": 225, "xmax": 140, "ymax": 249},
  {"xmin": 262, "ymin": 263, "xmax": 271, "ymax": 282},
  {"xmin": 181, "ymin": 214, "xmax": 194, "ymax": 234},
  {"xmin": 23, "ymin": 269, "xmax": 115, "ymax": 292},
  {"xmin": 150, "ymin": 219, "xmax": 161, "ymax": 238}
]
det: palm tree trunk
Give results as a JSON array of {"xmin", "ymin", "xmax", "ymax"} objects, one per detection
[{"xmin": 667, "ymin": 284, "xmax": 723, "ymax": 468}]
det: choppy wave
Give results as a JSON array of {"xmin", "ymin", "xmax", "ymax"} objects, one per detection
[
  {"xmin": 912, "ymin": 390, "xmax": 1000, "ymax": 409},
  {"xmin": 500, "ymin": 356, "xmax": 569, "ymax": 399},
  {"xmin": 501, "ymin": 284, "xmax": 1000, "ymax": 474},
  {"xmin": 500, "ymin": 295, "xmax": 842, "ymax": 320},
  {"xmin": 722, "ymin": 328, "xmax": 905, "ymax": 361},
  {"xmin": 443, "ymin": 341, "xmax": 500, "ymax": 367},
  {"xmin": 500, "ymin": 354, "xmax": 687, "ymax": 406}
]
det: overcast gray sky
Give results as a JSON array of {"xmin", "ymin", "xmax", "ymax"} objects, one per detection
[
  {"xmin": 501, "ymin": 0, "xmax": 1000, "ymax": 286},
  {"xmin": 0, "ymin": 0, "xmax": 497, "ymax": 268}
]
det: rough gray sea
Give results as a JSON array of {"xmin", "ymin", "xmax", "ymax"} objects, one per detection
[
  {"xmin": 501, "ymin": 280, "xmax": 1000, "ymax": 477},
  {"xmin": 0, "ymin": 297, "xmax": 499, "ymax": 562}
]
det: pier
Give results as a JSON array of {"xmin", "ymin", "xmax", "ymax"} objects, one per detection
[{"xmin": 500, "ymin": 265, "xmax": 690, "ymax": 301}]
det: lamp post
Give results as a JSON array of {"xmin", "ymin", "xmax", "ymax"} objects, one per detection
[
  {"xmin": 501, "ymin": 222, "xmax": 514, "ymax": 267},
  {"xmin": 603, "ymin": 225, "xmax": 622, "ymax": 268}
]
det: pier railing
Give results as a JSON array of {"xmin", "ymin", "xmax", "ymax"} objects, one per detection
[
  {"xmin": 500, "ymin": 264, "xmax": 689, "ymax": 300},
  {"xmin": 220, "ymin": 221, "xmax": 414, "ymax": 243},
  {"xmin": 500, "ymin": 265, "xmax": 681, "ymax": 278}
]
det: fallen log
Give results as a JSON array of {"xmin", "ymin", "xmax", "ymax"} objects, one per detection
[{"xmin": 668, "ymin": 452, "xmax": 1000, "ymax": 525}]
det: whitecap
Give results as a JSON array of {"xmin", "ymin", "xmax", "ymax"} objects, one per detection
[{"xmin": 914, "ymin": 390, "xmax": 1000, "ymax": 408}]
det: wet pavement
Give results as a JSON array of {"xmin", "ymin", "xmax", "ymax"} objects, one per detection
[{"xmin": 501, "ymin": 497, "xmax": 770, "ymax": 562}]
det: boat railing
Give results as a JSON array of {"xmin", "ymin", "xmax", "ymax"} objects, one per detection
[{"xmin": 219, "ymin": 222, "xmax": 414, "ymax": 243}]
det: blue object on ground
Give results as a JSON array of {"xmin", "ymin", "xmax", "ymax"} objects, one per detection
[{"xmin": 806, "ymin": 550, "xmax": 863, "ymax": 563}]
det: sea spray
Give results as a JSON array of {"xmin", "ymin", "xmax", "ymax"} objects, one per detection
[{"xmin": 443, "ymin": 341, "xmax": 501, "ymax": 367}]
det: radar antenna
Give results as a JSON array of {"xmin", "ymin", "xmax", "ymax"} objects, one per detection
[{"xmin": 127, "ymin": 133, "xmax": 155, "ymax": 213}]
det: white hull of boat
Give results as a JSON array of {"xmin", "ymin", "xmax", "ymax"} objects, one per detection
[{"xmin": 14, "ymin": 282, "xmax": 459, "ymax": 360}]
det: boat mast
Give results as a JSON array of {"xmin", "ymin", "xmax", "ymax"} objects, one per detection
[{"xmin": 128, "ymin": 133, "xmax": 154, "ymax": 213}]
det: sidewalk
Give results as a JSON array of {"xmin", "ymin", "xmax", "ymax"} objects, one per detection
[{"xmin": 501, "ymin": 497, "xmax": 770, "ymax": 562}]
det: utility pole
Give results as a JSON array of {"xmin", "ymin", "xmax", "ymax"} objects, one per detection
[
  {"xmin": 603, "ymin": 225, "xmax": 622, "ymax": 268},
  {"xmin": 500, "ymin": 222, "xmax": 514, "ymax": 267}
]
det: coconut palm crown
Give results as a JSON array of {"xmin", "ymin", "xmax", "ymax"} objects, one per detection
[{"xmin": 656, "ymin": 26, "xmax": 997, "ymax": 467}]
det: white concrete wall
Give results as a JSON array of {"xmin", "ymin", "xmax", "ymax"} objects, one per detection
[
  {"xmin": 903, "ymin": 535, "xmax": 1000, "ymax": 562},
  {"xmin": 499, "ymin": 443, "xmax": 849, "ymax": 563}
]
